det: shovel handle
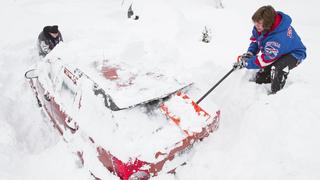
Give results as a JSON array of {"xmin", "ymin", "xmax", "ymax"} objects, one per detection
[{"xmin": 196, "ymin": 67, "xmax": 235, "ymax": 104}]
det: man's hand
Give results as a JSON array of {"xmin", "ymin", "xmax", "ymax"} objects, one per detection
[
  {"xmin": 234, "ymin": 52, "xmax": 254, "ymax": 69},
  {"xmin": 241, "ymin": 52, "xmax": 254, "ymax": 60},
  {"xmin": 233, "ymin": 59, "xmax": 247, "ymax": 69}
]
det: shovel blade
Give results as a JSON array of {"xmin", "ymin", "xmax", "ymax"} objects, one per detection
[{"xmin": 160, "ymin": 92, "xmax": 216, "ymax": 135}]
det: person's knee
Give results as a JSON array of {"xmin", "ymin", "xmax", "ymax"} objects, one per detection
[{"xmin": 274, "ymin": 54, "xmax": 298, "ymax": 70}]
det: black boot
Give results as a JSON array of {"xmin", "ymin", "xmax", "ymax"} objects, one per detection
[
  {"xmin": 255, "ymin": 66, "xmax": 271, "ymax": 84},
  {"xmin": 271, "ymin": 66, "xmax": 289, "ymax": 93}
]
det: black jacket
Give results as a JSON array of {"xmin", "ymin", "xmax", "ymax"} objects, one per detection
[{"xmin": 37, "ymin": 26, "xmax": 63, "ymax": 57}]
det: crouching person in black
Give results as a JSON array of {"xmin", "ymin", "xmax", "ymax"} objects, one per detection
[{"xmin": 37, "ymin": 25, "xmax": 63, "ymax": 57}]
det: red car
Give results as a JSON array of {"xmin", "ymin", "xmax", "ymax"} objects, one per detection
[{"xmin": 25, "ymin": 58, "xmax": 220, "ymax": 179}]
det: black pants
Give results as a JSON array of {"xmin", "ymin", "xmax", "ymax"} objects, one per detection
[{"xmin": 255, "ymin": 54, "xmax": 299, "ymax": 93}]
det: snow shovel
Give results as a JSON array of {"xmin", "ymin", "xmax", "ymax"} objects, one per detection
[{"xmin": 160, "ymin": 66, "xmax": 236, "ymax": 135}]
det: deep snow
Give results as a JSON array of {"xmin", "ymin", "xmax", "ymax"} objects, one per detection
[{"xmin": 1, "ymin": 0, "xmax": 320, "ymax": 179}]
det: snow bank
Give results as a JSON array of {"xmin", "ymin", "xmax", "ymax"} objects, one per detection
[{"xmin": 1, "ymin": 0, "xmax": 320, "ymax": 179}]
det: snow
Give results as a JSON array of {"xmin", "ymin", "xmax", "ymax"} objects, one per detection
[
  {"xmin": 1, "ymin": 0, "xmax": 320, "ymax": 179},
  {"xmin": 162, "ymin": 92, "xmax": 217, "ymax": 133},
  {"xmin": 80, "ymin": 57, "xmax": 191, "ymax": 108},
  {"xmin": 34, "ymin": 52, "xmax": 194, "ymax": 163}
]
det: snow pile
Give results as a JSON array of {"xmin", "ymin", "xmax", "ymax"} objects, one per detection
[{"xmin": 1, "ymin": 0, "xmax": 320, "ymax": 179}]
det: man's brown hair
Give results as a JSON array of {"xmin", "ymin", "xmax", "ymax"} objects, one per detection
[{"xmin": 252, "ymin": 5, "xmax": 277, "ymax": 32}]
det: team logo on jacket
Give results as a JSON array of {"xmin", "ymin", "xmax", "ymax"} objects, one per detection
[{"xmin": 265, "ymin": 41, "xmax": 280, "ymax": 59}]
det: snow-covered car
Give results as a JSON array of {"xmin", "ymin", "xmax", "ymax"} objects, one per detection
[{"xmin": 25, "ymin": 57, "xmax": 220, "ymax": 179}]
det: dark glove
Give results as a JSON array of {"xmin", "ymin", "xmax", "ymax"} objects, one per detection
[
  {"xmin": 241, "ymin": 52, "xmax": 254, "ymax": 60},
  {"xmin": 233, "ymin": 52, "xmax": 254, "ymax": 69}
]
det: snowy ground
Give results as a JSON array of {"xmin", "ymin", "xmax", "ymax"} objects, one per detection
[{"xmin": 1, "ymin": 0, "xmax": 320, "ymax": 179}]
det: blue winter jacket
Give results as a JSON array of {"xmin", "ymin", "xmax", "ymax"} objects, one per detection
[{"xmin": 245, "ymin": 11, "xmax": 306, "ymax": 69}]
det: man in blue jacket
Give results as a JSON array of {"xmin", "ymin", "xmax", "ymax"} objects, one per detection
[{"xmin": 235, "ymin": 5, "xmax": 306, "ymax": 94}]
